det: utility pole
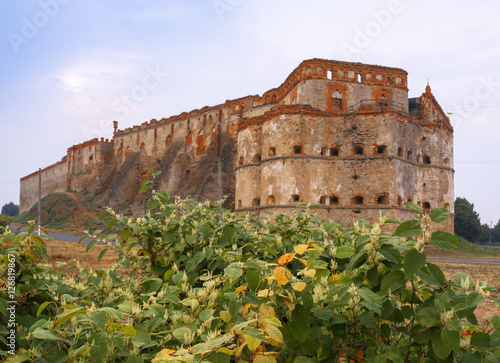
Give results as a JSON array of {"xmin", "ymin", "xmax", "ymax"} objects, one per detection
[
  {"xmin": 38, "ymin": 168, "xmax": 41, "ymax": 236},
  {"xmin": 217, "ymin": 111, "xmax": 223, "ymax": 219},
  {"xmin": 490, "ymin": 221, "xmax": 493, "ymax": 245}
]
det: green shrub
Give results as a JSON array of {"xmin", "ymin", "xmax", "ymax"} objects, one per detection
[
  {"xmin": 0, "ymin": 214, "xmax": 12, "ymax": 230},
  {"xmin": 1, "ymin": 189, "xmax": 499, "ymax": 362}
]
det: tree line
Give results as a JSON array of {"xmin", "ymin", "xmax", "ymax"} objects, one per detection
[{"xmin": 454, "ymin": 197, "xmax": 500, "ymax": 243}]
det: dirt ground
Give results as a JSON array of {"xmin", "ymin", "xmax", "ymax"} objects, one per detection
[{"xmin": 44, "ymin": 239, "xmax": 500, "ymax": 325}]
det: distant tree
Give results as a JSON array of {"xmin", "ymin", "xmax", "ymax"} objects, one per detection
[
  {"xmin": 1, "ymin": 202, "xmax": 19, "ymax": 217},
  {"xmin": 454, "ymin": 197, "xmax": 481, "ymax": 242},
  {"xmin": 491, "ymin": 220, "xmax": 500, "ymax": 242},
  {"xmin": 478, "ymin": 223, "xmax": 491, "ymax": 242}
]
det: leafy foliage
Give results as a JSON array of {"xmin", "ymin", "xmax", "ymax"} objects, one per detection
[
  {"xmin": 1, "ymin": 193, "xmax": 500, "ymax": 362},
  {"xmin": 0, "ymin": 214, "xmax": 12, "ymax": 230},
  {"xmin": 454, "ymin": 197, "xmax": 482, "ymax": 242}
]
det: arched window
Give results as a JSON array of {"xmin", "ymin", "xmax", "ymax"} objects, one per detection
[
  {"xmin": 319, "ymin": 196, "xmax": 327, "ymax": 204},
  {"xmin": 397, "ymin": 147, "xmax": 403, "ymax": 157},
  {"xmin": 140, "ymin": 142, "xmax": 146, "ymax": 156},
  {"xmin": 377, "ymin": 194, "xmax": 389, "ymax": 205},
  {"xmin": 292, "ymin": 194, "xmax": 301, "ymax": 203},
  {"xmin": 253, "ymin": 154, "xmax": 261, "ymax": 163},
  {"xmin": 252, "ymin": 198, "xmax": 260, "ymax": 207},
  {"xmin": 267, "ymin": 195, "xmax": 275, "ymax": 205},
  {"xmin": 377, "ymin": 145, "xmax": 387, "ymax": 154},
  {"xmin": 332, "ymin": 89, "xmax": 342, "ymax": 108},
  {"xmin": 293, "ymin": 145, "xmax": 302, "ymax": 154},
  {"xmin": 354, "ymin": 145, "xmax": 364, "ymax": 156},
  {"xmin": 330, "ymin": 147, "xmax": 339, "ymax": 156},
  {"xmin": 330, "ymin": 196, "xmax": 339, "ymax": 205},
  {"xmin": 327, "ymin": 69, "xmax": 333, "ymax": 80},
  {"xmin": 378, "ymin": 94, "xmax": 389, "ymax": 107},
  {"xmin": 423, "ymin": 155, "xmax": 431, "ymax": 164},
  {"xmin": 269, "ymin": 147, "xmax": 276, "ymax": 157},
  {"xmin": 352, "ymin": 196, "xmax": 364, "ymax": 205}
]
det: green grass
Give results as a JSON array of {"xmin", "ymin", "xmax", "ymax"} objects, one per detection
[{"xmin": 455, "ymin": 236, "xmax": 500, "ymax": 256}]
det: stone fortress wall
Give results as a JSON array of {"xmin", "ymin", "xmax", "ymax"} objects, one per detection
[{"xmin": 20, "ymin": 59, "xmax": 454, "ymax": 232}]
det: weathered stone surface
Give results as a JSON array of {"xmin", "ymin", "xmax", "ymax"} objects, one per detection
[{"xmin": 19, "ymin": 59, "xmax": 454, "ymax": 232}]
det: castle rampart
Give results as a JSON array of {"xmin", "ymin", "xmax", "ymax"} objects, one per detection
[{"xmin": 19, "ymin": 59, "xmax": 454, "ymax": 233}]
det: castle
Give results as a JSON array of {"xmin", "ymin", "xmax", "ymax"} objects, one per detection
[{"xmin": 20, "ymin": 59, "xmax": 454, "ymax": 232}]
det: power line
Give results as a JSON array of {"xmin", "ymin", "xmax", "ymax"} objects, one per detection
[{"xmin": 455, "ymin": 161, "xmax": 500, "ymax": 164}]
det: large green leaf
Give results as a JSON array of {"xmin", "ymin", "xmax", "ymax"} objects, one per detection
[
  {"xmin": 92, "ymin": 311, "xmax": 109, "ymax": 331},
  {"xmin": 53, "ymin": 307, "xmax": 87, "ymax": 328},
  {"xmin": 429, "ymin": 208, "xmax": 450, "ymax": 223},
  {"xmin": 358, "ymin": 287, "xmax": 382, "ymax": 315},
  {"xmin": 471, "ymin": 332, "xmax": 490, "ymax": 350},
  {"xmin": 289, "ymin": 304, "xmax": 310, "ymax": 342},
  {"xmin": 335, "ymin": 245, "xmax": 355, "ymax": 259},
  {"xmin": 430, "ymin": 231, "xmax": 459, "ymax": 250},
  {"xmin": 90, "ymin": 344, "xmax": 107, "ymax": 363},
  {"xmin": 32, "ymin": 328, "xmax": 68, "ymax": 342},
  {"xmin": 220, "ymin": 224, "xmax": 236, "ymax": 245},
  {"xmin": 432, "ymin": 332, "xmax": 451, "ymax": 360},
  {"xmin": 2, "ymin": 349, "xmax": 30, "ymax": 362},
  {"xmin": 141, "ymin": 277, "xmax": 163, "ymax": 293},
  {"xmin": 403, "ymin": 201, "xmax": 423, "ymax": 214},
  {"xmin": 404, "ymin": 248, "xmax": 426, "ymax": 277},
  {"xmin": 417, "ymin": 307, "xmax": 440, "ymax": 327},
  {"xmin": 441, "ymin": 318, "xmax": 461, "ymax": 352},
  {"xmin": 224, "ymin": 263, "xmax": 243, "ymax": 280},
  {"xmin": 380, "ymin": 270, "xmax": 406, "ymax": 292},
  {"xmin": 394, "ymin": 220, "xmax": 422, "ymax": 237}
]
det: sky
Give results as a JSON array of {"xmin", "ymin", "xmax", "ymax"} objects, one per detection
[{"xmin": 0, "ymin": 0, "xmax": 499, "ymax": 225}]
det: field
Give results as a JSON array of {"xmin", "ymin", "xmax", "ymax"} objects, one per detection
[{"xmin": 44, "ymin": 239, "xmax": 500, "ymax": 324}]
